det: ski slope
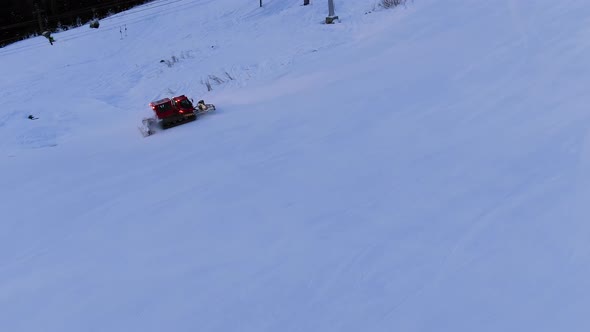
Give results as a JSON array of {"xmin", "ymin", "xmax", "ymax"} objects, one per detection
[{"xmin": 2, "ymin": 0, "xmax": 590, "ymax": 331}]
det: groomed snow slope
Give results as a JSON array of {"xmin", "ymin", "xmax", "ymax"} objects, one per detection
[{"xmin": 2, "ymin": 0, "xmax": 590, "ymax": 331}]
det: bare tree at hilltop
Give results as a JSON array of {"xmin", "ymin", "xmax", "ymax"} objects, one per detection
[
  {"xmin": 0, "ymin": 0, "xmax": 154, "ymax": 47},
  {"xmin": 381, "ymin": 0, "xmax": 409, "ymax": 9}
]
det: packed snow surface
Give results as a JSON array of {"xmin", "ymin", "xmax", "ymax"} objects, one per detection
[{"xmin": 2, "ymin": 0, "xmax": 590, "ymax": 331}]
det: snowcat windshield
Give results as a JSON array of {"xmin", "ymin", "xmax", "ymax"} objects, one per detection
[{"xmin": 178, "ymin": 99, "xmax": 193, "ymax": 109}]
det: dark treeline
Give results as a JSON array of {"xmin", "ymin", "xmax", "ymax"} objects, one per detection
[{"xmin": 1, "ymin": 0, "xmax": 153, "ymax": 47}]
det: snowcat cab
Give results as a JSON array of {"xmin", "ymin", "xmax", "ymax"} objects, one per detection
[
  {"xmin": 149, "ymin": 97, "xmax": 196, "ymax": 129},
  {"xmin": 171, "ymin": 95, "xmax": 197, "ymax": 114}
]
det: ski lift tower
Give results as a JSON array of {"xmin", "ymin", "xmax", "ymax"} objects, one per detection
[{"xmin": 326, "ymin": 0, "xmax": 339, "ymax": 24}]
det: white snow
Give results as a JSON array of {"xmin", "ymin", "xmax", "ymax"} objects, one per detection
[{"xmin": 2, "ymin": 0, "xmax": 590, "ymax": 331}]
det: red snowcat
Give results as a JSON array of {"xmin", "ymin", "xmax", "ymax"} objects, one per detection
[{"xmin": 139, "ymin": 95, "xmax": 215, "ymax": 137}]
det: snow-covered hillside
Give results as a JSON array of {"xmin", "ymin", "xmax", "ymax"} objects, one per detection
[{"xmin": 2, "ymin": 0, "xmax": 590, "ymax": 331}]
